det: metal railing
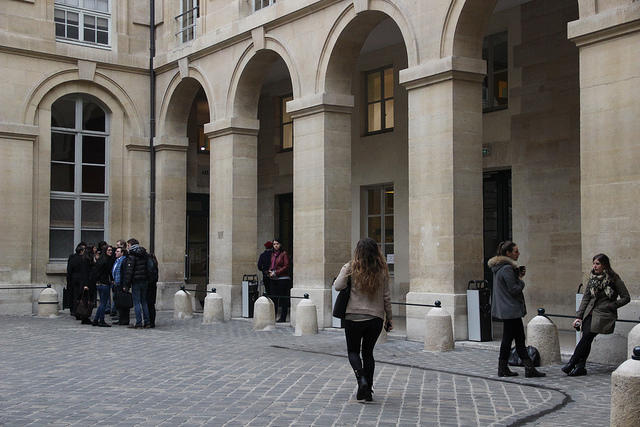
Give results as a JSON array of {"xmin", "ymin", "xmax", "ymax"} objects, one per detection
[
  {"xmin": 175, "ymin": 6, "xmax": 198, "ymax": 42},
  {"xmin": 537, "ymin": 308, "xmax": 640, "ymax": 324}
]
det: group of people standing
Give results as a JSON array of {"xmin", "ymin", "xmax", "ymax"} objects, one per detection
[
  {"xmin": 65, "ymin": 238, "xmax": 159, "ymax": 329},
  {"xmin": 258, "ymin": 239, "xmax": 292, "ymax": 322}
]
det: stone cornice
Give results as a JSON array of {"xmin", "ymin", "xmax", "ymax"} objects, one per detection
[
  {"xmin": 204, "ymin": 117, "xmax": 260, "ymax": 139},
  {"xmin": 568, "ymin": 3, "xmax": 640, "ymax": 47},
  {"xmin": 126, "ymin": 144, "xmax": 151, "ymax": 152},
  {"xmin": 399, "ymin": 56, "xmax": 486, "ymax": 90},
  {"xmin": 154, "ymin": 144, "xmax": 188, "ymax": 153},
  {"xmin": 286, "ymin": 93, "xmax": 354, "ymax": 119},
  {"xmin": 0, "ymin": 122, "xmax": 39, "ymax": 142}
]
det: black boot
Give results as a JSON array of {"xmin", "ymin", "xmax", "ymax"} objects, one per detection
[
  {"xmin": 364, "ymin": 370, "xmax": 374, "ymax": 401},
  {"xmin": 277, "ymin": 308, "xmax": 288, "ymax": 323},
  {"xmin": 498, "ymin": 359, "xmax": 518, "ymax": 377},
  {"xmin": 523, "ymin": 359, "xmax": 546, "ymax": 378},
  {"xmin": 354, "ymin": 369, "xmax": 369, "ymax": 401},
  {"xmin": 561, "ymin": 355, "xmax": 579, "ymax": 375},
  {"xmin": 568, "ymin": 358, "xmax": 587, "ymax": 376}
]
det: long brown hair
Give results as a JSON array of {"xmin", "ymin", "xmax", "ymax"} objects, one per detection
[{"xmin": 351, "ymin": 238, "xmax": 389, "ymax": 296}]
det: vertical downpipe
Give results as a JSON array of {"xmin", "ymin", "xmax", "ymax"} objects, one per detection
[{"xmin": 149, "ymin": 0, "xmax": 156, "ymax": 253}]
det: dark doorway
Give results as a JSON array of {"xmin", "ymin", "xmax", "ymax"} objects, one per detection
[
  {"xmin": 186, "ymin": 193, "xmax": 209, "ymax": 308},
  {"xmin": 275, "ymin": 193, "xmax": 293, "ymax": 258},
  {"xmin": 483, "ymin": 170, "xmax": 512, "ymax": 287}
]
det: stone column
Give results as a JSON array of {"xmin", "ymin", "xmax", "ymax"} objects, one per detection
[
  {"xmin": 287, "ymin": 94, "xmax": 354, "ymax": 328},
  {"xmin": 204, "ymin": 118, "xmax": 259, "ymax": 320},
  {"xmin": 399, "ymin": 57, "xmax": 486, "ymax": 341},
  {"xmin": 153, "ymin": 137, "xmax": 188, "ymax": 309}
]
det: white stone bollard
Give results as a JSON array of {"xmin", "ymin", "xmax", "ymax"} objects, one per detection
[
  {"xmin": 294, "ymin": 296, "xmax": 318, "ymax": 336},
  {"xmin": 527, "ymin": 309, "xmax": 561, "ymax": 366},
  {"xmin": 253, "ymin": 296, "xmax": 276, "ymax": 331},
  {"xmin": 628, "ymin": 323, "xmax": 640, "ymax": 359},
  {"xmin": 37, "ymin": 285, "xmax": 59, "ymax": 318},
  {"xmin": 174, "ymin": 288, "xmax": 193, "ymax": 320},
  {"xmin": 202, "ymin": 290, "xmax": 224, "ymax": 324},
  {"xmin": 610, "ymin": 346, "xmax": 640, "ymax": 427},
  {"xmin": 424, "ymin": 301, "xmax": 454, "ymax": 352}
]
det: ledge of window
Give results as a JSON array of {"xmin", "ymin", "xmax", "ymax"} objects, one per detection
[
  {"xmin": 364, "ymin": 128, "xmax": 394, "ymax": 138},
  {"xmin": 46, "ymin": 262, "xmax": 67, "ymax": 275},
  {"xmin": 56, "ymin": 38, "xmax": 112, "ymax": 51},
  {"xmin": 482, "ymin": 105, "xmax": 508, "ymax": 114}
]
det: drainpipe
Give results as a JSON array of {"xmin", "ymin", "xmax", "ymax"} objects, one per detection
[{"xmin": 149, "ymin": 0, "xmax": 156, "ymax": 253}]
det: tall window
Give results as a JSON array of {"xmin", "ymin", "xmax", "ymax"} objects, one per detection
[
  {"xmin": 50, "ymin": 95, "xmax": 109, "ymax": 260},
  {"xmin": 482, "ymin": 32, "xmax": 508, "ymax": 111},
  {"xmin": 54, "ymin": 0, "xmax": 110, "ymax": 47},
  {"xmin": 177, "ymin": 0, "xmax": 199, "ymax": 43},
  {"xmin": 280, "ymin": 95, "xmax": 293, "ymax": 151},
  {"xmin": 253, "ymin": 0, "xmax": 276, "ymax": 12},
  {"xmin": 366, "ymin": 66, "xmax": 394, "ymax": 134},
  {"xmin": 365, "ymin": 185, "xmax": 394, "ymax": 273}
]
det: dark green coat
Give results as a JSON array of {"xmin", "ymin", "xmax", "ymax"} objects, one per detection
[{"xmin": 577, "ymin": 274, "xmax": 630, "ymax": 334}]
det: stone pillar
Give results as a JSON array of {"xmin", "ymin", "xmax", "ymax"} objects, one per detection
[
  {"xmin": 204, "ymin": 118, "xmax": 259, "ymax": 320},
  {"xmin": 287, "ymin": 94, "xmax": 354, "ymax": 329},
  {"xmin": 399, "ymin": 57, "xmax": 486, "ymax": 341},
  {"xmin": 153, "ymin": 137, "xmax": 188, "ymax": 309},
  {"xmin": 610, "ymin": 346, "xmax": 640, "ymax": 427}
]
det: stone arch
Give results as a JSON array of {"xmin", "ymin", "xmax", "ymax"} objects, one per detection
[
  {"xmin": 226, "ymin": 37, "xmax": 300, "ymax": 119},
  {"xmin": 158, "ymin": 66, "xmax": 214, "ymax": 138},
  {"xmin": 316, "ymin": 0, "xmax": 418, "ymax": 94},
  {"xmin": 23, "ymin": 68, "xmax": 144, "ymax": 136}
]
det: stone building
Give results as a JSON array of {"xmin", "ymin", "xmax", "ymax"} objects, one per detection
[{"xmin": 1, "ymin": 0, "xmax": 639, "ymax": 361}]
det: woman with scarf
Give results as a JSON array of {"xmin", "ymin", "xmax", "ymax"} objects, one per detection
[
  {"xmin": 563, "ymin": 253, "xmax": 630, "ymax": 376},
  {"xmin": 489, "ymin": 241, "xmax": 545, "ymax": 378}
]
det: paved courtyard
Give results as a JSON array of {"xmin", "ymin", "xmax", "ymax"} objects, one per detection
[{"xmin": 0, "ymin": 312, "xmax": 616, "ymax": 426}]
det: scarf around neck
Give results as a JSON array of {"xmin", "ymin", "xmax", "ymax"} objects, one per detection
[{"xmin": 587, "ymin": 271, "xmax": 615, "ymax": 299}]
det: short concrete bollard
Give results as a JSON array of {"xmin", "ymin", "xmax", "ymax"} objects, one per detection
[
  {"xmin": 174, "ymin": 288, "xmax": 193, "ymax": 320},
  {"xmin": 628, "ymin": 323, "xmax": 640, "ymax": 359},
  {"xmin": 424, "ymin": 301, "xmax": 454, "ymax": 352},
  {"xmin": 294, "ymin": 296, "xmax": 318, "ymax": 336},
  {"xmin": 253, "ymin": 296, "xmax": 275, "ymax": 331},
  {"xmin": 527, "ymin": 309, "xmax": 561, "ymax": 366},
  {"xmin": 37, "ymin": 285, "xmax": 59, "ymax": 318},
  {"xmin": 202, "ymin": 289, "xmax": 224, "ymax": 324},
  {"xmin": 610, "ymin": 346, "xmax": 640, "ymax": 427}
]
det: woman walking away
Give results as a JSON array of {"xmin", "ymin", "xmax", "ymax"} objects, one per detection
[
  {"xmin": 489, "ymin": 241, "xmax": 545, "ymax": 378},
  {"xmin": 563, "ymin": 253, "xmax": 630, "ymax": 376},
  {"xmin": 334, "ymin": 237, "xmax": 392, "ymax": 402}
]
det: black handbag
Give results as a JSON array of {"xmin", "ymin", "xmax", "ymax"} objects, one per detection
[
  {"xmin": 116, "ymin": 288, "xmax": 133, "ymax": 309},
  {"xmin": 75, "ymin": 290, "xmax": 92, "ymax": 319},
  {"xmin": 62, "ymin": 287, "xmax": 71, "ymax": 309},
  {"xmin": 508, "ymin": 345, "xmax": 541, "ymax": 367},
  {"xmin": 332, "ymin": 276, "xmax": 351, "ymax": 319}
]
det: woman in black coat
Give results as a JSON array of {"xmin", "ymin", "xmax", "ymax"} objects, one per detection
[
  {"xmin": 66, "ymin": 243, "xmax": 90, "ymax": 317},
  {"xmin": 488, "ymin": 241, "xmax": 545, "ymax": 378},
  {"xmin": 563, "ymin": 253, "xmax": 630, "ymax": 376}
]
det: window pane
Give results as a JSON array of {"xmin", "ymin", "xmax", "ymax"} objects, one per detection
[
  {"xmin": 67, "ymin": 24, "xmax": 79, "ymax": 39},
  {"xmin": 82, "ymin": 135, "xmax": 105, "ymax": 164},
  {"xmin": 384, "ymin": 215, "xmax": 394, "ymax": 243},
  {"xmin": 282, "ymin": 123, "xmax": 293, "ymax": 150},
  {"xmin": 51, "ymin": 163, "xmax": 75, "ymax": 192},
  {"xmin": 84, "ymin": 28, "xmax": 96, "ymax": 43},
  {"xmin": 54, "ymin": 9, "xmax": 65, "ymax": 23},
  {"xmin": 81, "ymin": 230, "xmax": 104, "ymax": 247},
  {"xmin": 84, "ymin": 15, "xmax": 95, "ymax": 27},
  {"xmin": 81, "ymin": 200, "xmax": 104, "ymax": 228},
  {"xmin": 367, "ymin": 189, "xmax": 380, "ymax": 215},
  {"xmin": 56, "ymin": 23, "xmax": 65, "ymax": 37},
  {"xmin": 50, "ymin": 199, "xmax": 75, "ymax": 228},
  {"xmin": 367, "ymin": 72, "xmax": 381, "ymax": 102},
  {"xmin": 49, "ymin": 229, "xmax": 75, "ymax": 259},
  {"xmin": 385, "ymin": 243, "xmax": 394, "ymax": 272},
  {"xmin": 67, "ymin": 12, "xmax": 78, "ymax": 26},
  {"xmin": 97, "ymin": 17, "xmax": 108, "ymax": 31},
  {"xmin": 368, "ymin": 216, "xmax": 381, "ymax": 243},
  {"xmin": 384, "ymin": 187, "xmax": 394, "ymax": 214},
  {"xmin": 51, "ymin": 133, "xmax": 75, "ymax": 162},
  {"xmin": 384, "ymin": 99, "xmax": 394, "ymax": 129},
  {"xmin": 63, "ymin": 0, "xmax": 79, "ymax": 6},
  {"xmin": 97, "ymin": 30, "xmax": 108, "ymax": 44},
  {"xmin": 384, "ymin": 68, "xmax": 394, "ymax": 98},
  {"xmin": 494, "ymin": 70, "xmax": 508, "ymax": 105},
  {"xmin": 82, "ymin": 165, "xmax": 105, "ymax": 193},
  {"xmin": 52, "ymin": 98, "xmax": 76, "ymax": 129},
  {"xmin": 367, "ymin": 102, "xmax": 381, "ymax": 133},
  {"xmin": 96, "ymin": 0, "xmax": 109, "ymax": 12},
  {"xmin": 82, "ymin": 101, "xmax": 105, "ymax": 131},
  {"xmin": 84, "ymin": 0, "xmax": 97, "ymax": 10}
]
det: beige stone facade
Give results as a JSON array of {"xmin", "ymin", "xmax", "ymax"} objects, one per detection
[{"xmin": 1, "ymin": 0, "xmax": 639, "ymax": 359}]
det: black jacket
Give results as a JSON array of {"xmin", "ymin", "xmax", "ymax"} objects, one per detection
[
  {"xmin": 66, "ymin": 253, "xmax": 90, "ymax": 289},
  {"xmin": 91, "ymin": 254, "xmax": 113, "ymax": 285},
  {"xmin": 258, "ymin": 249, "xmax": 272, "ymax": 275},
  {"xmin": 123, "ymin": 245, "xmax": 149, "ymax": 288}
]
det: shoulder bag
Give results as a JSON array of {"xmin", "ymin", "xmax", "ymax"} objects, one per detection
[{"xmin": 332, "ymin": 276, "xmax": 352, "ymax": 319}]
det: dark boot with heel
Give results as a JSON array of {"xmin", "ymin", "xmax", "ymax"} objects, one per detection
[
  {"xmin": 524, "ymin": 359, "xmax": 546, "ymax": 378},
  {"xmin": 354, "ymin": 369, "xmax": 369, "ymax": 401},
  {"xmin": 561, "ymin": 355, "xmax": 579, "ymax": 375},
  {"xmin": 568, "ymin": 358, "xmax": 587, "ymax": 376},
  {"xmin": 498, "ymin": 359, "xmax": 518, "ymax": 377}
]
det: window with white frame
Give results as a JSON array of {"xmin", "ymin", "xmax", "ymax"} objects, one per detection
[
  {"xmin": 482, "ymin": 31, "xmax": 508, "ymax": 112},
  {"xmin": 280, "ymin": 94, "xmax": 293, "ymax": 151},
  {"xmin": 54, "ymin": 0, "xmax": 110, "ymax": 47},
  {"xmin": 50, "ymin": 95, "xmax": 109, "ymax": 260},
  {"xmin": 253, "ymin": 0, "xmax": 276, "ymax": 12},
  {"xmin": 366, "ymin": 66, "xmax": 394, "ymax": 134},
  {"xmin": 364, "ymin": 185, "xmax": 394, "ymax": 273},
  {"xmin": 177, "ymin": 0, "xmax": 199, "ymax": 43}
]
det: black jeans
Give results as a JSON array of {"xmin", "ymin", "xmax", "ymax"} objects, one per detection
[
  {"xmin": 571, "ymin": 315, "xmax": 598, "ymax": 361},
  {"xmin": 499, "ymin": 318, "xmax": 529, "ymax": 362},
  {"xmin": 344, "ymin": 317, "xmax": 383, "ymax": 381},
  {"xmin": 273, "ymin": 278, "xmax": 291, "ymax": 320},
  {"xmin": 146, "ymin": 283, "xmax": 157, "ymax": 327}
]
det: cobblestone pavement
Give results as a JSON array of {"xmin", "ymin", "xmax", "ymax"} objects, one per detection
[{"xmin": 0, "ymin": 312, "xmax": 615, "ymax": 426}]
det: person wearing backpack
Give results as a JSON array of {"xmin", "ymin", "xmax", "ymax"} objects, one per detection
[
  {"xmin": 146, "ymin": 253, "xmax": 159, "ymax": 328},
  {"xmin": 123, "ymin": 238, "xmax": 151, "ymax": 328}
]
